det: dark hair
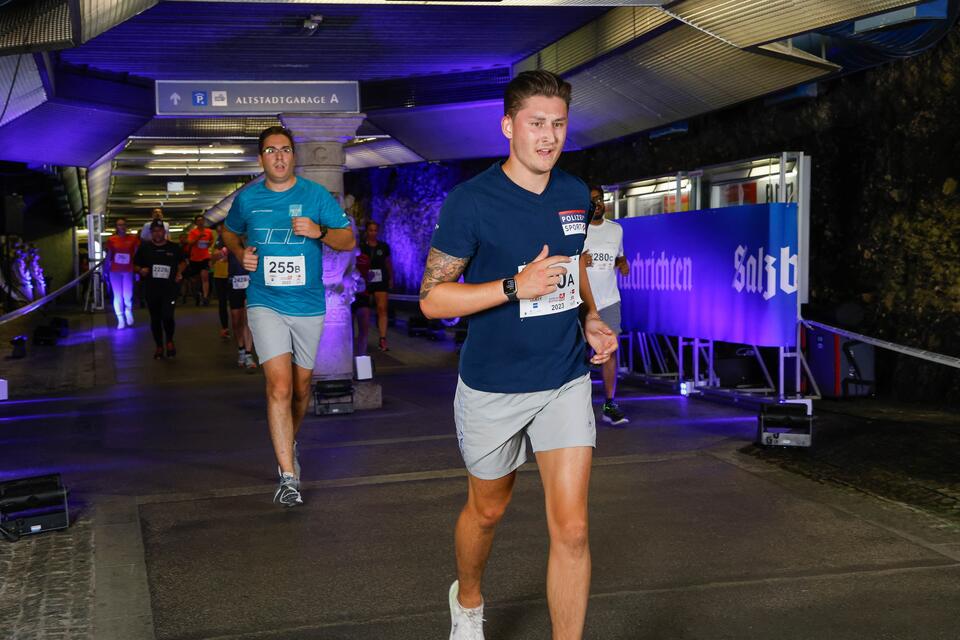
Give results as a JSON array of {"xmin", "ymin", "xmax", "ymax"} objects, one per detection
[
  {"xmin": 504, "ymin": 70, "xmax": 572, "ymax": 118},
  {"xmin": 115, "ymin": 217, "xmax": 127, "ymax": 225},
  {"xmin": 150, "ymin": 220, "xmax": 165, "ymax": 230},
  {"xmin": 258, "ymin": 126, "xmax": 296, "ymax": 154},
  {"xmin": 194, "ymin": 214, "xmax": 204, "ymax": 222},
  {"xmin": 589, "ymin": 184, "xmax": 603, "ymax": 195}
]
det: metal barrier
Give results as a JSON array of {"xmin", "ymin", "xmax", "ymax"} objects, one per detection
[
  {"xmin": 801, "ymin": 318, "xmax": 960, "ymax": 370},
  {"xmin": 0, "ymin": 260, "xmax": 105, "ymax": 327}
]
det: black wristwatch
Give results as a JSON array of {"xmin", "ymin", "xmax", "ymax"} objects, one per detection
[
  {"xmin": 318, "ymin": 225, "xmax": 328, "ymax": 240},
  {"xmin": 502, "ymin": 277, "xmax": 518, "ymax": 302}
]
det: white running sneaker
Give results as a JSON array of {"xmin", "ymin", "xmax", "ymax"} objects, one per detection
[
  {"xmin": 125, "ymin": 309, "xmax": 134, "ymax": 327},
  {"xmin": 449, "ymin": 580, "xmax": 484, "ymax": 640},
  {"xmin": 116, "ymin": 316, "xmax": 126, "ymax": 330},
  {"xmin": 244, "ymin": 352, "xmax": 257, "ymax": 370},
  {"xmin": 273, "ymin": 472, "xmax": 302, "ymax": 507},
  {"xmin": 237, "ymin": 349, "xmax": 246, "ymax": 367}
]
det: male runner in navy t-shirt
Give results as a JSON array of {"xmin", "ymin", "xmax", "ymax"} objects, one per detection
[
  {"xmin": 221, "ymin": 126, "xmax": 354, "ymax": 507},
  {"xmin": 421, "ymin": 70, "xmax": 617, "ymax": 640}
]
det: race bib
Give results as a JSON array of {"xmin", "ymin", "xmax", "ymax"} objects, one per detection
[
  {"xmin": 368, "ymin": 268, "xmax": 383, "ymax": 284},
  {"xmin": 152, "ymin": 264, "xmax": 172, "ymax": 279},
  {"xmin": 518, "ymin": 254, "xmax": 582, "ymax": 319},
  {"xmin": 197, "ymin": 241, "xmax": 209, "ymax": 249},
  {"xmin": 231, "ymin": 275, "xmax": 250, "ymax": 290},
  {"xmin": 264, "ymin": 255, "xmax": 306, "ymax": 287},
  {"xmin": 113, "ymin": 253, "xmax": 130, "ymax": 265},
  {"xmin": 590, "ymin": 251, "xmax": 616, "ymax": 271}
]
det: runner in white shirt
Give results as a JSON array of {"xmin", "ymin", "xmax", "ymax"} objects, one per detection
[
  {"xmin": 140, "ymin": 208, "xmax": 171, "ymax": 241},
  {"xmin": 582, "ymin": 185, "xmax": 631, "ymax": 425}
]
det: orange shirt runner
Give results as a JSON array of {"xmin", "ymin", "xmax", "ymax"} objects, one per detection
[
  {"xmin": 187, "ymin": 228, "xmax": 214, "ymax": 262},
  {"xmin": 106, "ymin": 234, "xmax": 140, "ymax": 273}
]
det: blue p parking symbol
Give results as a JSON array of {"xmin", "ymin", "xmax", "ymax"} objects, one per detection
[{"xmin": 192, "ymin": 91, "xmax": 208, "ymax": 107}]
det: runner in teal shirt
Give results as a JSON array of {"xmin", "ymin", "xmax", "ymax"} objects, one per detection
[
  {"xmin": 225, "ymin": 176, "xmax": 350, "ymax": 317},
  {"xmin": 220, "ymin": 126, "xmax": 356, "ymax": 510}
]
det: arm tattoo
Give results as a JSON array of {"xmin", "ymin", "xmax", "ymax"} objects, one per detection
[{"xmin": 420, "ymin": 248, "xmax": 469, "ymax": 301}]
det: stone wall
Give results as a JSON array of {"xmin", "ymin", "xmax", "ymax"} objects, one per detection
[
  {"xmin": 347, "ymin": 25, "xmax": 960, "ymax": 404},
  {"xmin": 346, "ymin": 160, "xmax": 487, "ymax": 294}
]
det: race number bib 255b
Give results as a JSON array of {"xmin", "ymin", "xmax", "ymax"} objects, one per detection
[
  {"xmin": 518, "ymin": 254, "xmax": 582, "ymax": 319},
  {"xmin": 264, "ymin": 255, "xmax": 306, "ymax": 287}
]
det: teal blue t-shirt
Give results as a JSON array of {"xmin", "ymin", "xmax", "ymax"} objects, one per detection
[{"xmin": 224, "ymin": 177, "xmax": 350, "ymax": 317}]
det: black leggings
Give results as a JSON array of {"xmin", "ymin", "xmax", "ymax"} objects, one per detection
[
  {"xmin": 146, "ymin": 287, "xmax": 176, "ymax": 347},
  {"xmin": 214, "ymin": 277, "xmax": 229, "ymax": 329}
]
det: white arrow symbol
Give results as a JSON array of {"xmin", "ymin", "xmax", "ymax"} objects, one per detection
[{"xmin": 170, "ymin": 92, "xmax": 181, "ymax": 106}]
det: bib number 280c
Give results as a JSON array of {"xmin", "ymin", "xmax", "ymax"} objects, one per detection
[{"xmin": 264, "ymin": 255, "xmax": 306, "ymax": 287}]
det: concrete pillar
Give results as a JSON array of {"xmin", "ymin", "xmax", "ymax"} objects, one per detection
[{"xmin": 280, "ymin": 113, "xmax": 365, "ymax": 384}]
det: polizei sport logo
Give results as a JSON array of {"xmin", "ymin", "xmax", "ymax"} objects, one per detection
[{"xmin": 558, "ymin": 210, "xmax": 586, "ymax": 236}]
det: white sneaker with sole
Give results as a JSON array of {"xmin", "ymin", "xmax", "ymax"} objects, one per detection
[{"xmin": 449, "ymin": 580, "xmax": 484, "ymax": 640}]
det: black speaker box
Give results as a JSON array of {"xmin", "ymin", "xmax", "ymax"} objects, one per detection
[
  {"xmin": 314, "ymin": 379, "xmax": 354, "ymax": 416},
  {"xmin": 33, "ymin": 325, "xmax": 58, "ymax": 346},
  {"xmin": 0, "ymin": 195, "xmax": 24, "ymax": 236},
  {"xmin": 0, "ymin": 474, "xmax": 70, "ymax": 541},
  {"xmin": 50, "ymin": 317, "xmax": 69, "ymax": 338}
]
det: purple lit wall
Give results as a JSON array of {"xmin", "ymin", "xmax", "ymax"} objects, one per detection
[{"xmin": 348, "ymin": 161, "xmax": 491, "ymax": 294}]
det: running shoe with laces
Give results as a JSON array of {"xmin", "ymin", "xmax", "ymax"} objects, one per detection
[
  {"xmin": 237, "ymin": 349, "xmax": 246, "ymax": 367},
  {"xmin": 165, "ymin": 341, "xmax": 176, "ymax": 358},
  {"xmin": 448, "ymin": 580, "xmax": 484, "ymax": 640},
  {"xmin": 125, "ymin": 310, "xmax": 135, "ymax": 327},
  {"xmin": 220, "ymin": 328, "xmax": 230, "ymax": 339},
  {"xmin": 378, "ymin": 337, "xmax": 389, "ymax": 352},
  {"xmin": 244, "ymin": 352, "xmax": 257, "ymax": 370},
  {"xmin": 601, "ymin": 400, "xmax": 629, "ymax": 426},
  {"xmin": 153, "ymin": 346, "xmax": 164, "ymax": 360},
  {"xmin": 273, "ymin": 472, "xmax": 302, "ymax": 507}
]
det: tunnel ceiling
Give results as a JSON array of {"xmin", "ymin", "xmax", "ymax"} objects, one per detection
[{"xmin": 0, "ymin": 0, "xmax": 936, "ymax": 225}]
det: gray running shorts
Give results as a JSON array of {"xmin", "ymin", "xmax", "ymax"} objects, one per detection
[
  {"xmin": 454, "ymin": 373, "xmax": 596, "ymax": 480},
  {"xmin": 598, "ymin": 301, "xmax": 621, "ymax": 336},
  {"xmin": 247, "ymin": 306, "xmax": 325, "ymax": 370}
]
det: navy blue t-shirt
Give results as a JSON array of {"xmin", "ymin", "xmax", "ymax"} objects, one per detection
[{"xmin": 431, "ymin": 162, "xmax": 590, "ymax": 393}]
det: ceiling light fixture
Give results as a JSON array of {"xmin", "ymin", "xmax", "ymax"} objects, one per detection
[{"xmin": 301, "ymin": 14, "xmax": 323, "ymax": 36}]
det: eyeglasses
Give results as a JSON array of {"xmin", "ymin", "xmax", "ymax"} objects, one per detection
[{"xmin": 262, "ymin": 146, "xmax": 294, "ymax": 156}]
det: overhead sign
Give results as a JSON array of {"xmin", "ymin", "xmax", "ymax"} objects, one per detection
[
  {"xmin": 617, "ymin": 203, "xmax": 800, "ymax": 347},
  {"xmin": 155, "ymin": 81, "xmax": 360, "ymax": 116}
]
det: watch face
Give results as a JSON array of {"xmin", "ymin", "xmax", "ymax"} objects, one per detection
[{"xmin": 504, "ymin": 278, "xmax": 517, "ymax": 295}]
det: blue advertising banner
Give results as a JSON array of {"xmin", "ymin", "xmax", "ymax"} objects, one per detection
[{"xmin": 617, "ymin": 203, "xmax": 799, "ymax": 347}]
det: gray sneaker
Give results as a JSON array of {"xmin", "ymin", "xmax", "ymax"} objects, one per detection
[
  {"xmin": 277, "ymin": 440, "xmax": 301, "ymax": 481},
  {"xmin": 273, "ymin": 472, "xmax": 302, "ymax": 507},
  {"xmin": 449, "ymin": 580, "xmax": 484, "ymax": 640},
  {"xmin": 601, "ymin": 401, "xmax": 629, "ymax": 426}
]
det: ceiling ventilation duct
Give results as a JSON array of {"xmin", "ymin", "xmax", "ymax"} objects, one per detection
[
  {"xmin": 0, "ymin": 54, "xmax": 46, "ymax": 127},
  {"xmin": 0, "ymin": 0, "xmax": 156, "ymax": 55},
  {"xmin": 663, "ymin": 0, "xmax": 922, "ymax": 49}
]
